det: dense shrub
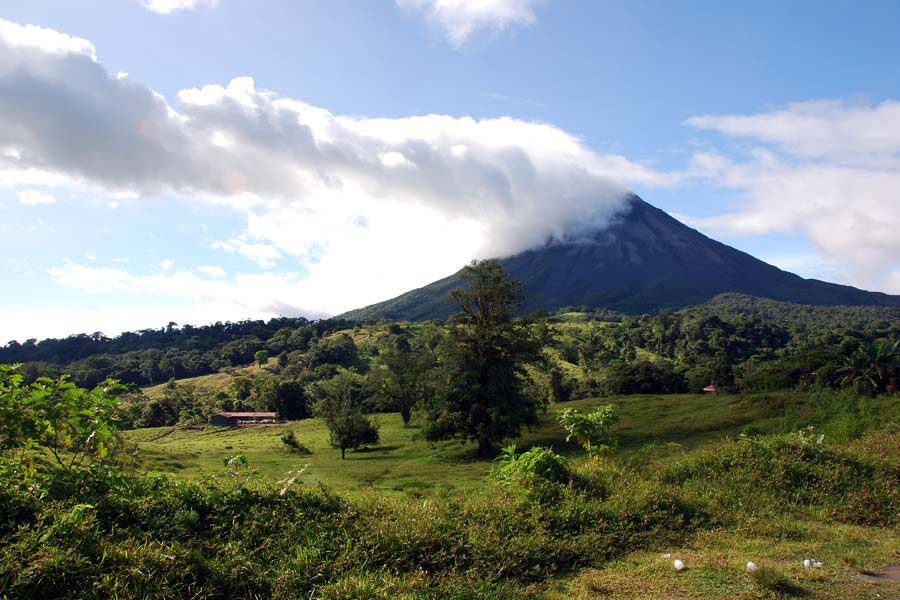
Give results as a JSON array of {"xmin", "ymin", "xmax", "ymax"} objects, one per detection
[
  {"xmin": 280, "ymin": 430, "xmax": 312, "ymax": 454},
  {"xmin": 492, "ymin": 445, "xmax": 573, "ymax": 501},
  {"xmin": 661, "ymin": 431, "xmax": 900, "ymax": 525}
]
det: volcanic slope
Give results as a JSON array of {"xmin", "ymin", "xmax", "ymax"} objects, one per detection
[{"xmin": 340, "ymin": 196, "xmax": 900, "ymax": 321}]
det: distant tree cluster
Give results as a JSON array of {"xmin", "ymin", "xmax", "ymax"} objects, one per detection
[{"xmin": 0, "ymin": 317, "xmax": 353, "ymax": 388}]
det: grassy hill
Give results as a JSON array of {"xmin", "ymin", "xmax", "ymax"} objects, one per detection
[{"xmin": 141, "ymin": 360, "xmax": 276, "ymax": 400}]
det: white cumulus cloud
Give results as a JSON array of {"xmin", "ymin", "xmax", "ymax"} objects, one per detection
[
  {"xmin": 398, "ymin": 0, "xmax": 544, "ymax": 47},
  {"xmin": 0, "ymin": 18, "xmax": 95, "ymax": 59},
  {"xmin": 0, "ymin": 17, "xmax": 670, "ymax": 315},
  {"xmin": 138, "ymin": 0, "xmax": 219, "ymax": 15}
]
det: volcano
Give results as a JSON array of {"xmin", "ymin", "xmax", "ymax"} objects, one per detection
[{"xmin": 340, "ymin": 196, "xmax": 900, "ymax": 321}]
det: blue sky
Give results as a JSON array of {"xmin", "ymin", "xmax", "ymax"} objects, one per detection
[{"xmin": 2, "ymin": 0, "xmax": 900, "ymax": 341}]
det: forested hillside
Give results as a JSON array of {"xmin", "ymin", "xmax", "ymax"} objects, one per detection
[{"xmin": 3, "ymin": 290, "xmax": 898, "ymax": 433}]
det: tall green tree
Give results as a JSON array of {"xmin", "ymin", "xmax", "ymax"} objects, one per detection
[
  {"xmin": 370, "ymin": 336, "xmax": 438, "ymax": 425},
  {"xmin": 424, "ymin": 260, "xmax": 545, "ymax": 456},
  {"xmin": 313, "ymin": 369, "xmax": 379, "ymax": 459}
]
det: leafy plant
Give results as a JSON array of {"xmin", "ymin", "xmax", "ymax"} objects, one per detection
[
  {"xmin": 835, "ymin": 339, "xmax": 899, "ymax": 395},
  {"xmin": 0, "ymin": 363, "xmax": 123, "ymax": 471},
  {"xmin": 556, "ymin": 405, "xmax": 618, "ymax": 459},
  {"xmin": 493, "ymin": 444, "xmax": 571, "ymax": 486}
]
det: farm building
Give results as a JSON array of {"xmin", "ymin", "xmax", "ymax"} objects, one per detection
[{"xmin": 210, "ymin": 412, "xmax": 277, "ymax": 427}]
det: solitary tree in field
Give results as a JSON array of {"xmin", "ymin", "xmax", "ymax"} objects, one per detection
[
  {"xmin": 423, "ymin": 260, "xmax": 544, "ymax": 457},
  {"xmin": 254, "ymin": 349, "xmax": 269, "ymax": 367},
  {"xmin": 314, "ymin": 370, "xmax": 379, "ymax": 459}
]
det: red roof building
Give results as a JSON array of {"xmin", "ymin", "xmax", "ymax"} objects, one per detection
[{"xmin": 210, "ymin": 412, "xmax": 277, "ymax": 427}]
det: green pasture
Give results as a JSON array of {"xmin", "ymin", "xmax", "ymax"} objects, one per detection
[{"xmin": 125, "ymin": 390, "xmax": 885, "ymax": 496}]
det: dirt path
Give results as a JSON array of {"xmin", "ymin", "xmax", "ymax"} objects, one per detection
[{"xmin": 856, "ymin": 564, "xmax": 900, "ymax": 583}]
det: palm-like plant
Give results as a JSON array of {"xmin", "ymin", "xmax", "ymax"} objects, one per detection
[{"xmin": 835, "ymin": 340, "xmax": 899, "ymax": 395}]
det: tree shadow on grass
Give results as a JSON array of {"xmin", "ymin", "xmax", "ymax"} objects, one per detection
[{"xmin": 352, "ymin": 445, "xmax": 403, "ymax": 454}]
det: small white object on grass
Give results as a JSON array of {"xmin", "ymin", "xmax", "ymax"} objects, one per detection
[
  {"xmin": 802, "ymin": 559, "xmax": 823, "ymax": 567},
  {"xmin": 674, "ymin": 559, "xmax": 685, "ymax": 571},
  {"xmin": 662, "ymin": 553, "xmax": 671, "ymax": 558},
  {"xmin": 746, "ymin": 561, "xmax": 758, "ymax": 572}
]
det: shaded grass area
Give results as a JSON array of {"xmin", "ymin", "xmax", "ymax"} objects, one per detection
[{"xmin": 545, "ymin": 519, "xmax": 900, "ymax": 599}]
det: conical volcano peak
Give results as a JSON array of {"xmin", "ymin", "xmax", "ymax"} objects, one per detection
[{"xmin": 339, "ymin": 196, "xmax": 900, "ymax": 321}]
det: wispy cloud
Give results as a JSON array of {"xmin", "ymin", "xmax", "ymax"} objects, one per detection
[
  {"xmin": 686, "ymin": 99, "xmax": 900, "ymax": 292},
  {"xmin": 44, "ymin": 259, "xmax": 326, "ymax": 323},
  {"xmin": 211, "ymin": 237, "xmax": 282, "ymax": 269},
  {"xmin": 197, "ymin": 264, "xmax": 227, "ymax": 278},
  {"xmin": 688, "ymin": 99, "xmax": 900, "ymax": 166},
  {"xmin": 481, "ymin": 91, "xmax": 545, "ymax": 108},
  {"xmin": 17, "ymin": 189, "xmax": 55, "ymax": 206}
]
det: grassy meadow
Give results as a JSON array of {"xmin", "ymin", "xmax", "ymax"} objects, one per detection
[
  {"xmin": 126, "ymin": 390, "xmax": 900, "ymax": 492},
  {"xmin": 125, "ymin": 392, "xmax": 802, "ymax": 494},
  {"xmin": 95, "ymin": 390, "xmax": 900, "ymax": 598},
  {"xmin": 4, "ymin": 365, "xmax": 900, "ymax": 598}
]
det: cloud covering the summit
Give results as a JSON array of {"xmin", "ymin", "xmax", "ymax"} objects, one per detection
[{"xmin": 0, "ymin": 17, "xmax": 667, "ymax": 332}]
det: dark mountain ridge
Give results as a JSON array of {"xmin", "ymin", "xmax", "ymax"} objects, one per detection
[{"xmin": 340, "ymin": 195, "xmax": 900, "ymax": 321}]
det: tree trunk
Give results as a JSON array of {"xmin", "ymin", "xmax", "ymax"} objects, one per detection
[{"xmin": 477, "ymin": 437, "xmax": 493, "ymax": 458}]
